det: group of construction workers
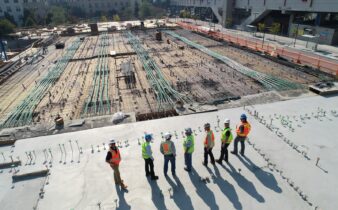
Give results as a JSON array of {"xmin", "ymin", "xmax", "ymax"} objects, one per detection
[{"xmin": 105, "ymin": 113, "xmax": 251, "ymax": 190}]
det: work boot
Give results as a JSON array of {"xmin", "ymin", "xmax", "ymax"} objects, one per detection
[
  {"xmin": 184, "ymin": 167, "xmax": 191, "ymax": 172},
  {"xmin": 216, "ymin": 159, "xmax": 223, "ymax": 165},
  {"xmin": 151, "ymin": 176, "xmax": 159, "ymax": 180},
  {"xmin": 146, "ymin": 173, "xmax": 150, "ymax": 177},
  {"xmin": 231, "ymin": 151, "xmax": 238, "ymax": 155},
  {"xmin": 202, "ymin": 161, "xmax": 207, "ymax": 166},
  {"xmin": 240, "ymin": 152, "xmax": 245, "ymax": 157}
]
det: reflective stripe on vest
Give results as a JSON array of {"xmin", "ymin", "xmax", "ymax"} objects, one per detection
[
  {"xmin": 110, "ymin": 149, "xmax": 121, "ymax": 165},
  {"xmin": 236, "ymin": 122, "xmax": 251, "ymax": 137},
  {"xmin": 221, "ymin": 128, "xmax": 233, "ymax": 144},
  {"xmin": 183, "ymin": 135, "xmax": 195, "ymax": 154},
  {"xmin": 142, "ymin": 142, "xmax": 150, "ymax": 159},
  {"xmin": 204, "ymin": 130, "xmax": 215, "ymax": 147},
  {"xmin": 161, "ymin": 141, "xmax": 173, "ymax": 155}
]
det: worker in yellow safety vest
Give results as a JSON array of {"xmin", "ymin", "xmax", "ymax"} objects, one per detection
[
  {"xmin": 203, "ymin": 123, "xmax": 215, "ymax": 166},
  {"xmin": 216, "ymin": 118, "xmax": 233, "ymax": 165},
  {"xmin": 142, "ymin": 133, "xmax": 159, "ymax": 180},
  {"xmin": 160, "ymin": 132, "xmax": 176, "ymax": 176},
  {"xmin": 183, "ymin": 128, "xmax": 194, "ymax": 172},
  {"xmin": 231, "ymin": 114, "xmax": 251, "ymax": 156},
  {"xmin": 105, "ymin": 139, "xmax": 127, "ymax": 189}
]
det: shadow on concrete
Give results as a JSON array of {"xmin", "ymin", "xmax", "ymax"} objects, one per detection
[
  {"xmin": 238, "ymin": 155, "xmax": 282, "ymax": 193},
  {"xmin": 206, "ymin": 165, "xmax": 243, "ymax": 210},
  {"xmin": 188, "ymin": 168, "xmax": 219, "ymax": 210},
  {"xmin": 221, "ymin": 163, "xmax": 265, "ymax": 203},
  {"xmin": 147, "ymin": 178, "xmax": 167, "ymax": 210},
  {"xmin": 165, "ymin": 175, "xmax": 194, "ymax": 210},
  {"xmin": 115, "ymin": 185, "xmax": 131, "ymax": 210}
]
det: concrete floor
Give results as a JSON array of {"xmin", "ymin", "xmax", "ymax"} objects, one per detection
[{"xmin": 1, "ymin": 94, "xmax": 337, "ymax": 210}]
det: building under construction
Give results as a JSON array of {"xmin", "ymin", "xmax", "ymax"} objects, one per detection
[{"xmin": 0, "ymin": 20, "xmax": 336, "ymax": 130}]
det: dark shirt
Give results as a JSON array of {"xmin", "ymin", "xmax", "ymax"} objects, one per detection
[{"xmin": 105, "ymin": 151, "xmax": 112, "ymax": 162}]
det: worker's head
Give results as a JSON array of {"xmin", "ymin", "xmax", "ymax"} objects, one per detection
[
  {"xmin": 224, "ymin": 118, "xmax": 230, "ymax": 127},
  {"xmin": 204, "ymin": 123, "xmax": 210, "ymax": 131},
  {"xmin": 240, "ymin": 114, "xmax": 247, "ymax": 122},
  {"xmin": 185, "ymin": 128, "xmax": 192, "ymax": 136},
  {"xmin": 145, "ymin": 133, "xmax": 153, "ymax": 142},
  {"xmin": 109, "ymin": 139, "xmax": 116, "ymax": 149},
  {"xmin": 164, "ymin": 132, "xmax": 172, "ymax": 141}
]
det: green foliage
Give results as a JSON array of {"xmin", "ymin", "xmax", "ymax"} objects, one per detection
[
  {"xmin": 25, "ymin": 17, "xmax": 36, "ymax": 27},
  {"xmin": 258, "ymin": 23, "xmax": 265, "ymax": 32},
  {"xmin": 140, "ymin": 0, "xmax": 151, "ymax": 19},
  {"xmin": 179, "ymin": 10, "xmax": 191, "ymax": 18},
  {"xmin": 0, "ymin": 19, "xmax": 16, "ymax": 36},
  {"xmin": 50, "ymin": 6, "xmax": 67, "ymax": 26},
  {"xmin": 269, "ymin": 22, "xmax": 281, "ymax": 35},
  {"xmin": 100, "ymin": 15, "xmax": 108, "ymax": 22},
  {"xmin": 113, "ymin": 15, "xmax": 121, "ymax": 22},
  {"xmin": 121, "ymin": 6, "xmax": 133, "ymax": 20},
  {"xmin": 4, "ymin": 12, "xmax": 17, "ymax": 26}
]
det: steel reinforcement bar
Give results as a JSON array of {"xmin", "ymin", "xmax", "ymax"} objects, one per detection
[
  {"xmin": 0, "ymin": 38, "xmax": 82, "ymax": 128},
  {"xmin": 82, "ymin": 33, "xmax": 111, "ymax": 117},
  {"xmin": 165, "ymin": 30, "xmax": 302, "ymax": 91},
  {"xmin": 124, "ymin": 31, "xmax": 190, "ymax": 110}
]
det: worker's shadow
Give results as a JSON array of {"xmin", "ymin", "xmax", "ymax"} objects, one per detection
[
  {"xmin": 188, "ymin": 168, "xmax": 220, "ymax": 210},
  {"xmin": 221, "ymin": 163, "xmax": 265, "ymax": 203},
  {"xmin": 238, "ymin": 155, "xmax": 282, "ymax": 193},
  {"xmin": 147, "ymin": 178, "xmax": 167, "ymax": 210},
  {"xmin": 165, "ymin": 175, "xmax": 194, "ymax": 210},
  {"xmin": 206, "ymin": 165, "xmax": 243, "ymax": 210},
  {"xmin": 115, "ymin": 185, "xmax": 131, "ymax": 210}
]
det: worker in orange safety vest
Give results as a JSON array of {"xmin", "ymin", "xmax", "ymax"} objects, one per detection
[
  {"xmin": 106, "ymin": 139, "xmax": 127, "ymax": 189},
  {"xmin": 203, "ymin": 123, "xmax": 215, "ymax": 166},
  {"xmin": 231, "ymin": 114, "xmax": 251, "ymax": 156}
]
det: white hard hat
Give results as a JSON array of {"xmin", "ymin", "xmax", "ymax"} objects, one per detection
[
  {"xmin": 224, "ymin": 118, "xmax": 230, "ymax": 124},
  {"xmin": 164, "ymin": 132, "xmax": 172, "ymax": 140}
]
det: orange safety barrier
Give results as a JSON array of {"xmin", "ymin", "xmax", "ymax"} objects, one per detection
[{"xmin": 176, "ymin": 22, "xmax": 338, "ymax": 76}]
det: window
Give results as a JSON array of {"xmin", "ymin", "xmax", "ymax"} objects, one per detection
[
  {"xmin": 7, "ymin": 6, "xmax": 12, "ymax": 12},
  {"xmin": 14, "ymin": 0, "xmax": 18, "ymax": 3},
  {"xmin": 16, "ymin": 7, "xmax": 20, "ymax": 12},
  {"xmin": 4, "ymin": 0, "xmax": 9, "ymax": 3},
  {"xmin": 0, "ymin": 7, "xmax": 2, "ymax": 13}
]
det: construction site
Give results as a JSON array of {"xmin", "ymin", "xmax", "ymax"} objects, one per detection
[
  {"xmin": 1, "ymin": 19, "xmax": 338, "ymax": 210},
  {"xmin": 0, "ymin": 19, "xmax": 336, "ymax": 130}
]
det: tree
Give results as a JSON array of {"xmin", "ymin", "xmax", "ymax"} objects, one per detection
[
  {"xmin": 258, "ymin": 23, "xmax": 265, "ymax": 33},
  {"xmin": 134, "ymin": 1, "xmax": 139, "ymax": 18},
  {"xmin": 49, "ymin": 6, "xmax": 67, "ymax": 26},
  {"xmin": 100, "ymin": 15, "xmax": 108, "ymax": 22},
  {"xmin": 4, "ymin": 12, "xmax": 17, "ymax": 26},
  {"xmin": 140, "ymin": 0, "xmax": 151, "ymax": 19},
  {"xmin": 0, "ymin": 19, "xmax": 16, "ymax": 36},
  {"xmin": 269, "ymin": 22, "xmax": 281, "ymax": 40},
  {"xmin": 113, "ymin": 15, "xmax": 120, "ymax": 22},
  {"xmin": 25, "ymin": 17, "xmax": 36, "ymax": 27}
]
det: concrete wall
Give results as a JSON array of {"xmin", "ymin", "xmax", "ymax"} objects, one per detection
[{"xmin": 289, "ymin": 23, "xmax": 337, "ymax": 45}]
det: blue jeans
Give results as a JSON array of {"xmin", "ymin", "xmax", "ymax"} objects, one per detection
[
  {"xmin": 164, "ymin": 155, "xmax": 176, "ymax": 175},
  {"xmin": 184, "ymin": 153, "xmax": 192, "ymax": 171}
]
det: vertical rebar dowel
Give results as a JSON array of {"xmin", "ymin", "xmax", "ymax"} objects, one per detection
[
  {"xmin": 58, "ymin": 144, "xmax": 63, "ymax": 163},
  {"xmin": 75, "ymin": 140, "xmax": 81, "ymax": 154},
  {"xmin": 103, "ymin": 143, "xmax": 106, "ymax": 150},
  {"xmin": 316, "ymin": 157, "xmax": 320, "ymax": 166},
  {"xmin": 91, "ymin": 145, "xmax": 94, "ymax": 153},
  {"xmin": 97, "ymin": 145, "xmax": 100, "ymax": 152},
  {"xmin": 25, "ymin": 152, "xmax": 30, "ymax": 165},
  {"xmin": 1, "ymin": 152, "xmax": 5, "ymax": 161},
  {"xmin": 62, "ymin": 144, "xmax": 67, "ymax": 164},
  {"xmin": 28, "ymin": 152, "xmax": 33, "ymax": 165},
  {"xmin": 9, "ymin": 155, "xmax": 13, "ymax": 162},
  {"xmin": 48, "ymin": 148, "xmax": 53, "ymax": 164},
  {"xmin": 33, "ymin": 150, "xmax": 37, "ymax": 164},
  {"xmin": 69, "ymin": 140, "xmax": 74, "ymax": 163},
  {"xmin": 43, "ymin": 149, "xmax": 47, "ymax": 164}
]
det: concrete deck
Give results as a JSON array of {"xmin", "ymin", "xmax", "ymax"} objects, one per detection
[{"xmin": 0, "ymin": 94, "xmax": 337, "ymax": 210}]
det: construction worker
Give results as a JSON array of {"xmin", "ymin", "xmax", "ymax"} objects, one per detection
[
  {"xmin": 160, "ymin": 132, "xmax": 176, "ymax": 176},
  {"xmin": 54, "ymin": 114, "xmax": 64, "ymax": 130},
  {"xmin": 216, "ymin": 119, "xmax": 233, "ymax": 164},
  {"xmin": 231, "ymin": 114, "xmax": 251, "ymax": 156},
  {"xmin": 183, "ymin": 128, "xmax": 194, "ymax": 172},
  {"xmin": 142, "ymin": 133, "xmax": 159, "ymax": 180},
  {"xmin": 105, "ymin": 139, "xmax": 127, "ymax": 189},
  {"xmin": 203, "ymin": 123, "xmax": 215, "ymax": 166}
]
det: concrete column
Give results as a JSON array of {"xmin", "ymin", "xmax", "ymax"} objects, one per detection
[{"xmin": 222, "ymin": 0, "xmax": 233, "ymax": 27}]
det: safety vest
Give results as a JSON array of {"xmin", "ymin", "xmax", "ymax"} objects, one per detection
[
  {"xmin": 221, "ymin": 127, "xmax": 233, "ymax": 144},
  {"xmin": 183, "ymin": 135, "xmax": 195, "ymax": 154},
  {"xmin": 204, "ymin": 130, "xmax": 215, "ymax": 148},
  {"xmin": 161, "ymin": 141, "xmax": 173, "ymax": 155},
  {"xmin": 142, "ymin": 142, "xmax": 151, "ymax": 159},
  {"xmin": 110, "ymin": 149, "xmax": 121, "ymax": 165},
  {"xmin": 236, "ymin": 121, "xmax": 251, "ymax": 137}
]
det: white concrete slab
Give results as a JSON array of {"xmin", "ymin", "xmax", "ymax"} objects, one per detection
[{"xmin": 0, "ymin": 95, "xmax": 337, "ymax": 210}]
